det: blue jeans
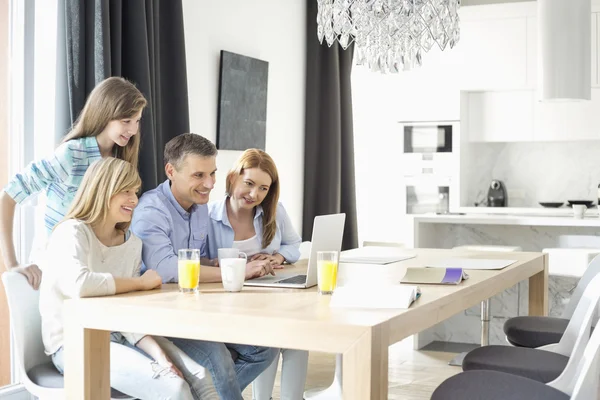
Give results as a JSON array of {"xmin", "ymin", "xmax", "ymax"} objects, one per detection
[{"xmin": 169, "ymin": 337, "xmax": 279, "ymax": 400}]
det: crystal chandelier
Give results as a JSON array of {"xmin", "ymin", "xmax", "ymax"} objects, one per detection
[{"xmin": 316, "ymin": 0, "xmax": 461, "ymax": 73}]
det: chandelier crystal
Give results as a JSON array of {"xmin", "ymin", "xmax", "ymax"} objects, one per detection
[{"xmin": 317, "ymin": 0, "xmax": 461, "ymax": 73}]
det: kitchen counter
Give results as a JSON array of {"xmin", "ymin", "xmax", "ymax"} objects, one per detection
[{"xmin": 413, "ymin": 213, "xmax": 600, "ymax": 227}]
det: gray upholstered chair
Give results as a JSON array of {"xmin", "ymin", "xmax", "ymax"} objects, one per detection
[
  {"xmin": 432, "ymin": 271, "xmax": 600, "ymax": 400},
  {"xmin": 504, "ymin": 254, "xmax": 600, "ymax": 348},
  {"xmin": 460, "ymin": 270, "xmax": 600, "ymax": 384},
  {"xmin": 1, "ymin": 271, "xmax": 133, "ymax": 399}
]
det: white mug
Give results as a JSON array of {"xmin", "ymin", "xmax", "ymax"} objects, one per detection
[
  {"xmin": 221, "ymin": 252, "xmax": 247, "ymax": 292},
  {"xmin": 218, "ymin": 248, "xmax": 242, "ymax": 266},
  {"xmin": 573, "ymin": 204, "xmax": 587, "ymax": 219}
]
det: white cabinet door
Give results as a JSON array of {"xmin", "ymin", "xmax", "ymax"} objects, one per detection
[
  {"xmin": 527, "ymin": 14, "xmax": 598, "ymax": 88},
  {"xmin": 460, "ymin": 17, "xmax": 528, "ymax": 90},
  {"xmin": 534, "ymin": 88, "xmax": 600, "ymax": 141},
  {"xmin": 467, "ymin": 91, "xmax": 534, "ymax": 142}
]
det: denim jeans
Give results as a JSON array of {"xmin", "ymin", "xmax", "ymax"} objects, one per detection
[
  {"xmin": 52, "ymin": 333, "xmax": 219, "ymax": 400},
  {"xmin": 169, "ymin": 337, "xmax": 279, "ymax": 400}
]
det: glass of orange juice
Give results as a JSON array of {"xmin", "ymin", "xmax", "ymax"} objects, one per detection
[
  {"xmin": 178, "ymin": 249, "xmax": 200, "ymax": 293},
  {"xmin": 317, "ymin": 251, "xmax": 339, "ymax": 295}
]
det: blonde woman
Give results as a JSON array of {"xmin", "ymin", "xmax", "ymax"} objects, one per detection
[
  {"xmin": 39, "ymin": 158, "xmax": 217, "ymax": 400},
  {"xmin": 0, "ymin": 76, "xmax": 147, "ymax": 289},
  {"xmin": 207, "ymin": 149, "xmax": 307, "ymax": 400}
]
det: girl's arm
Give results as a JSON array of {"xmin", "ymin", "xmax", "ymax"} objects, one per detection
[
  {"xmin": 0, "ymin": 142, "xmax": 75, "ymax": 275},
  {"xmin": 135, "ymin": 336, "xmax": 184, "ymax": 378}
]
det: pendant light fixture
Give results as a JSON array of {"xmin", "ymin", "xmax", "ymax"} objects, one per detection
[{"xmin": 538, "ymin": 0, "xmax": 591, "ymax": 101}]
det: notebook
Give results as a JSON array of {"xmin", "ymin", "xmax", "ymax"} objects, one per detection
[
  {"xmin": 425, "ymin": 258, "xmax": 517, "ymax": 270},
  {"xmin": 329, "ymin": 285, "xmax": 421, "ymax": 309},
  {"xmin": 340, "ymin": 247, "xmax": 416, "ymax": 265},
  {"xmin": 401, "ymin": 267, "xmax": 469, "ymax": 285}
]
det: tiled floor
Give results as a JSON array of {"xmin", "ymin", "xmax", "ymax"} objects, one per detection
[{"xmin": 242, "ymin": 340, "xmax": 461, "ymax": 400}]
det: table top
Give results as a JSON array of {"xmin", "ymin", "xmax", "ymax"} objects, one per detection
[{"xmin": 65, "ymin": 248, "xmax": 545, "ymax": 353}]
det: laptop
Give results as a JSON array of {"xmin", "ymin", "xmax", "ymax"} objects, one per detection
[{"xmin": 243, "ymin": 213, "xmax": 346, "ymax": 289}]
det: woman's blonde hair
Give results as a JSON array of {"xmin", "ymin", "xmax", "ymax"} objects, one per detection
[
  {"xmin": 60, "ymin": 158, "xmax": 142, "ymax": 233},
  {"xmin": 226, "ymin": 149, "xmax": 280, "ymax": 248},
  {"xmin": 62, "ymin": 77, "xmax": 147, "ymax": 168}
]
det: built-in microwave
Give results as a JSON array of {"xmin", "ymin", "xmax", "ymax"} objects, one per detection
[
  {"xmin": 401, "ymin": 175, "xmax": 458, "ymax": 215},
  {"xmin": 399, "ymin": 121, "xmax": 460, "ymax": 177}
]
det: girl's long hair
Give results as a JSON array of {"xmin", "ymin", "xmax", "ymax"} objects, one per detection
[
  {"xmin": 62, "ymin": 77, "xmax": 147, "ymax": 168},
  {"xmin": 60, "ymin": 158, "xmax": 141, "ymax": 233}
]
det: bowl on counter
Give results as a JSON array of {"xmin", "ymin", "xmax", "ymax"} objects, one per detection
[
  {"xmin": 567, "ymin": 200, "xmax": 596, "ymax": 208},
  {"xmin": 539, "ymin": 202, "xmax": 564, "ymax": 208}
]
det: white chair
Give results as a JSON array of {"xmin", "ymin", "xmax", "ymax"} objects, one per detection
[
  {"xmin": 305, "ymin": 241, "xmax": 406, "ymax": 400},
  {"xmin": 505, "ymin": 253, "xmax": 600, "ymax": 348},
  {"xmin": 299, "ymin": 241, "xmax": 312, "ymax": 260},
  {"xmin": 1, "ymin": 271, "xmax": 132, "ymax": 399},
  {"xmin": 433, "ymin": 272, "xmax": 600, "ymax": 399}
]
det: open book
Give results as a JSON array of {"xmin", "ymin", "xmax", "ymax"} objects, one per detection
[
  {"xmin": 401, "ymin": 267, "xmax": 469, "ymax": 285},
  {"xmin": 329, "ymin": 285, "xmax": 421, "ymax": 309}
]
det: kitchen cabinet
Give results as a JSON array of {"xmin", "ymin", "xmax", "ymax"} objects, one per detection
[
  {"xmin": 466, "ymin": 90, "xmax": 534, "ymax": 142},
  {"xmin": 460, "ymin": 17, "xmax": 528, "ymax": 90},
  {"xmin": 534, "ymin": 88, "xmax": 600, "ymax": 141}
]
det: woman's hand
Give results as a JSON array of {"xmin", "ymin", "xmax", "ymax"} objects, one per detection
[
  {"xmin": 13, "ymin": 264, "xmax": 42, "ymax": 290},
  {"xmin": 138, "ymin": 270, "xmax": 162, "ymax": 290},
  {"xmin": 153, "ymin": 351, "xmax": 184, "ymax": 379},
  {"xmin": 250, "ymin": 253, "xmax": 285, "ymax": 269},
  {"xmin": 136, "ymin": 336, "xmax": 183, "ymax": 378},
  {"xmin": 245, "ymin": 259, "xmax": 275, "ymax": 279}
]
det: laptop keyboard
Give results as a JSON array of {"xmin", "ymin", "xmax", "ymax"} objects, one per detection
[{"xmin": 276, "ymin": 274, "xmax": 307, "ymax": 285}]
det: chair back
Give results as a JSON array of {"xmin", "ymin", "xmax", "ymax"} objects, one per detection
[
  {"xmin": 547, "ymin": 273, "xmax": 600, "ymax": 394},
  {"xmin": 1, "ymin": 271, "xmax": 49, "ymax": 381},
  {"xmin": 562, "ymin": 254, "xmax": 600, "ymax": 319},
  {"xmin": 299, "ymin": 241, "xmax": 311, "ymax": 260}
]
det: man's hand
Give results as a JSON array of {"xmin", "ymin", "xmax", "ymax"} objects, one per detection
[{"xmin": 13, "ymin": 264, "xmax": 42, "ymax": 290}]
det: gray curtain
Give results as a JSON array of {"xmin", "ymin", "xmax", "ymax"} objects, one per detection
[
  {"xmin": 302, "ymin": 0, "xmax": 358, "ymax": 250},
  {"xmin": 64, "ymin": 0, "xmax": 190, "ymax": 192}
]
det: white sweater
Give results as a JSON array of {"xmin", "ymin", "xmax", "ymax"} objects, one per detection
[{"xmin": 39, "ymin": 219, "xmax": 145, "ymax": 355}]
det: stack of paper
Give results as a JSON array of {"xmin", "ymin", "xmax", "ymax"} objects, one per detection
[
  {"xmin": 329, "ymin": 285, "xmax": 421, "ymax": 309},
  {"xmin": 401, "ymin": 267, "xmax": 469, "ymax": 285}
]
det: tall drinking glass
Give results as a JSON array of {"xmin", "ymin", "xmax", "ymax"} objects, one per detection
[
  {"xmin": 178, "ymin": 249, "xmax": 200, "ymax": 293},
  {"xmin": 317, "ymin": 251, "xmax": 339, "ymax": 295}
]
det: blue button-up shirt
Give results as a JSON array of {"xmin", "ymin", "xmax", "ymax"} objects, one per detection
[
  {"xmin": 131, "ymin": 180, "xmax": 209, "ymax": 283},
  {"xmin": 207, "ymin": 197, "xmax": 301, "ymax": 263}
]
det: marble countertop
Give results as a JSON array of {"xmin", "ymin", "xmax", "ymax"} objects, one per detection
[{"xmin": 412, "ymin": 213, "xmax": 600, "ymax": 227}]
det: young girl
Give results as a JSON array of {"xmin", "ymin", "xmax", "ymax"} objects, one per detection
[
  {"xmin": 40, "ymin": 158, "xmax": 218, "ymax": 399},
  {"xmin": 0, "ymin": 76, "xmax": 147, "ymax": 289},
  {"xmin": 207, "ymin": 149, "xmax": 307, "ymax": 400}
]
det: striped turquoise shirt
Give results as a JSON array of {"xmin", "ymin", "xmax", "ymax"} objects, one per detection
[{"xmin": 3, "ymin": 137, "xmax": 102, "ymax": 233}]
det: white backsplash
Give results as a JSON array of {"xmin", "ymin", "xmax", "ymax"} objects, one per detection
[{"xmin": 463, "ymin": 142, "xmax": 600, "ymax": 207}]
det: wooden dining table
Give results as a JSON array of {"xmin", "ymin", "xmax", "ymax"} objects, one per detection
[{"xmin": 63, "ymin": 248, "xmax": 548, "ymax": 399}]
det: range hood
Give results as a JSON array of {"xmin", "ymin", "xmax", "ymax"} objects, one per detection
[{"xmin": 538, "ymin": 0, "xmax": 591, "ymax": 101}]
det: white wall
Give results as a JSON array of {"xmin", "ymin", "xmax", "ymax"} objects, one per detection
[{"xmin": 182, "ymin": 0, "xmax": 306, "ymax": 231}]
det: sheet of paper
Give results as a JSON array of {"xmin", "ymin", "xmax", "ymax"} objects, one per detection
[
  {"xmin": 426, "ymin": 258, "xmax": 517, "ymax": 270},
  {"xmin": 329, "ymin": 285, "xmax": 419, "ymax": 309},
  {"xmin": 340, "ymin": 247, "xmax": 416, "ymax": 264}
]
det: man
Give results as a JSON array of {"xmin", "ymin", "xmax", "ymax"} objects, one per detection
[{"xmin": 132, "ymin": 133, "xmax": 278, "ymax": 400}]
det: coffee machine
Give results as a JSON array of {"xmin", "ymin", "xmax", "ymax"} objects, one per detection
[{"xmin": 487, "ymin": 180, "xmax": 507, "ymax": 207}]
